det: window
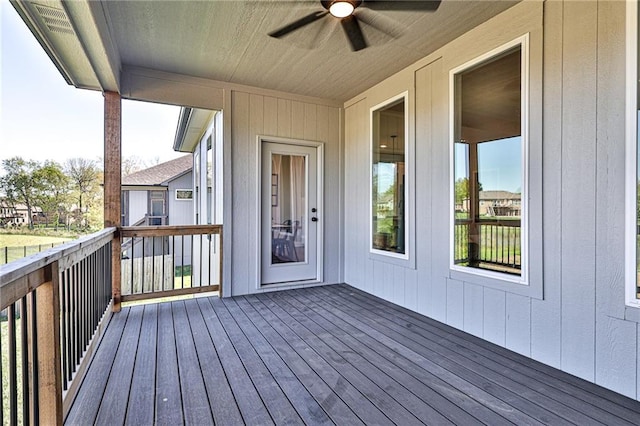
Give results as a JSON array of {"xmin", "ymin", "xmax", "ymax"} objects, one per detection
[
  {"xmin": 148, "ymin": 190, "xmax": 166, "ymax": 225},
  {"xmin": 451, "ymin": 37, "xmax": 528, "ymax": 283},
  {"xmin": 371, "ymin": 93, "xmax": 407, "ymax": 258},
  {"xmin": 176, "ymin": 189, "xmax": 193, "ymax": 200},
  {"xmin": 627, "ymin": 0, "xmax": 640, "ymax": 308}
]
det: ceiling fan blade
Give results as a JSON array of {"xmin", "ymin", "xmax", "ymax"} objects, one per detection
[
  {"xmin": 269, "ymin": 10, "xmax": 329, "ymax": 38},
  {"xmin": 355, "ymin": 9, "xmax": 403, "ymax": 39},
  {"xmin": 364, "ymin": 0, "xmax": 441, "ymax": 12},
  {"xmin": 341, "ymin": 15, "xmax": 367, "ymax": 51}
]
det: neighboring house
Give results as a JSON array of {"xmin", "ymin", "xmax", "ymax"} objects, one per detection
[
  {"xmin": 479, "ymin": 191, "xmax": 522, "ymax": 217},
  {"xmin": 121, "ymin": 154, "xmax": 193, "ymax": 226},
  {"xmin": 0, "ymin": 199, "xmax": 42, "ymax": 227},
  {"xmin": 12, "ymin": 0, "xmax": 640, "ymax": 404},
  {"xmin": 121, "ymin": 155, "xmax": 194, "ymax": 267},
  {"xmin": 460, "ymin": 190, "xmax": 522, "ymax": 217}
]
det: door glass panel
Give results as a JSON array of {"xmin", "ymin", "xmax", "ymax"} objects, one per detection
[{"xmin": 271, "ymin": 153, "xmax": 306, "ymax": 264}]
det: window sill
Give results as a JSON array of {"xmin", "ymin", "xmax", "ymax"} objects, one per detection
[{"xmin": 449, "ymin": 266, "xmax": 542, "ymax": 299}]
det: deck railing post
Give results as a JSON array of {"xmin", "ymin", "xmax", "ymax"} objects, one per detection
[
  {"xmin": 36, "ymin": 261, "xmax": 63, "ymax": 425},
  {"xmin": 104, "ymin": 91, "xmax": 122, "ymax": 312}
]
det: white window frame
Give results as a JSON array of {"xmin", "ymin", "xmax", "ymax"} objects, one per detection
[
  {"xmin": 448, "ymin": 34, "xmax": 530, "ymax": 286},
  {"xmin": 175, "ymin": 189, "xmax": 193, "ymax": 201},
  {"xmin": 369, "ymin": 91, "xmax": 411, "ymax": 262},
  {"xmin": 625, "ymin": 0, "xmax": 640, "ymax": 308}
]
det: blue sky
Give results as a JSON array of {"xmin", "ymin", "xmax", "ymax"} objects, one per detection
[
  {"xmin": 455, "ymin": 136, "xmax": 522, "ymax": 193},
  {"xmin": 0, "ymin": 1, "xmax": 182, "ymax": 168}
]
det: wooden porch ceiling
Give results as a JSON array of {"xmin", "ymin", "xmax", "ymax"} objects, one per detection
[
  {"xmin": 66, "ymin": 285, "xmax": 640, "ymax": 425},
  {"xmin": 12, "ymin": 0, "xmax": 520, "ymax": 103}
]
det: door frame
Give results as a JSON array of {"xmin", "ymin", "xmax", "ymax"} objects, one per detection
[{"xmin": 255, "ymin": 135, "xmax": 324, "ymax": 289}]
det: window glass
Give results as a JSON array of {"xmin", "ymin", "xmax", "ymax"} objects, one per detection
[
  {"xmin": 176, "ymin": 189, "xmax": 193, "ymax": 200},
  {"xmin": 372, "ymin": 97, "xmax": 405, "ymax": 255},
  {"xmin": 453, "ymin": 46, "xmax": 523, "ymax": 276}
]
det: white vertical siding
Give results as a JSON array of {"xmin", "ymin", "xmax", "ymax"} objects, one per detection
[{"xmin": 343, "ymin": 0, "xmax": 640, "ymax": 401}]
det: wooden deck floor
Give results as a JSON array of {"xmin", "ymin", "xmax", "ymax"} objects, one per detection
[{"xmin": 65, "ymin": 284, "xmax": 640, "ymax": 425}]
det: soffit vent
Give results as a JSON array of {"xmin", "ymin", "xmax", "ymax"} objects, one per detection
[{"xmin": 33, "ymin": 4, "xmax": 74, "ymax": 36}]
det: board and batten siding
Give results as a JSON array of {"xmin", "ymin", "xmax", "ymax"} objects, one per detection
[
  {"xmin": 344, "ymin": 0, "xmax": 640, "ymax": 400},
  {"xmin": 230, "ymin": 90, "xmax": 343, "ymax": 296}
]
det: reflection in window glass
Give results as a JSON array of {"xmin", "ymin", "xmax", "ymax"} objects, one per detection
[
  {"xmin": 271, "ymin": 154, "xmax": 306, "ymax": 264},
  {"xmin": 453, "ymin": 46, "xmax": 523, "ymax": 276},
  {"xmin": 372, "ymin": 98, "xmax": 405, "ymax": 255}
]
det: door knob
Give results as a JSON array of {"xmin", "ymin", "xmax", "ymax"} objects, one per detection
[
  {"xmin": 311, "ymin": 208, "xmax": 317, "ymax": 213},
  {"xmin": 311, "ymin": 217, "xmax": 318, "ymax": 222}
]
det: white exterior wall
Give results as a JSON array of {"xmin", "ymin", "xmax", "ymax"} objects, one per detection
[
  {"xmin": 344, "ymin": 0, "xmax": 640, "ymax": 401},
  {"xmin": 168, "ymin": 172, "xmax": 193, "ymax": 226}
]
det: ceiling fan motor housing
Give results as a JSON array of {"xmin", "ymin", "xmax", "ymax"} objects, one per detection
[{"xmin": 321, "ymin": 0, "xmax": 363, "ymax": 13}]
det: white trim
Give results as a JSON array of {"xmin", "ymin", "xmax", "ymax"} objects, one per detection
[
  {"xmin": 626, "ymin": 0, "xmax": 640, "ymax": 308},
  {"xmin": 255, "ymin": 135, "xmax": 325, "ymax": 289},
  {"xmin": 369, "ymin": 91, "xmax": 411, "ymax": 261},
  {"xmin": 175, "ymin": 189, "xmax": 193, "ymax": 200},
  {"xmin": 448, "ymin": 34, "xmax": 530, "ymax": 286}
]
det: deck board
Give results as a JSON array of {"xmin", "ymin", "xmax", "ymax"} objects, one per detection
[
  {"xmin": 173, "ymin": 300, "xmax": 215, "ymax": 425},
  {"xmin": 327, "ymin": 285, "xmax": 640, "ymax": 425},
  {"xmin": 264, "ymin": 291, "xmax": 514, "ymax": 426},
  {"xmin": 222, "ymin": 297, "xmax": 333, "ymax": 425},
  {"xmin": 183, "ymin": 299, "xmax": 244, "ymax": 425},
  {"xmin": 154, "ymin": 302, "xmax": 183, "ymax": 425},
  {"xmin": 306, "ymin": 287, "xmax": 591, "ymax": 425},
  {"xmin": 66, "ymin": 284, "xmax": 640, "ymax": 425},
  {"xmin": 125, "ymin": 303, "xmax": 158, "ymax": 426},
  {"xmin": 255, "ymin": 292, "xmax": 455, "ymax": 425},
  {"xmin": 65, "ymin": 307, "xmax": 129, "ymax": 425},
  {"xmin": 196, "ymin": 297, "xmax": 274, "ymax": 425},
  {"xmin": 212, "ymin": 297, "xmax": 304, "ymax": 424},
  {"xmin": 94, "ymin": 306, "xmax": 142, "ymax": 425}
]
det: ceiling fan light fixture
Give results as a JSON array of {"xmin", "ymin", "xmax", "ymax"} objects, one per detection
[{"xmin": 329, "ymin": 1, "xmax": 355, "ymax": 18}]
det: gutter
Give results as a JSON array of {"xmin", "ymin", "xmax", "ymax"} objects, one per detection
[{"xmin": 173, "ymin": 107, "xmax": 193, "ymax": 152}]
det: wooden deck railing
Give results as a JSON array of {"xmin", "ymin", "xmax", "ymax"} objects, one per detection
[
  {"xmin": 0, "ymin": 228, "xmax": 115, "ymax": 424},
  {"xmin": 119, "ymin": 224, "xmax": 222, "ymax": 302}
]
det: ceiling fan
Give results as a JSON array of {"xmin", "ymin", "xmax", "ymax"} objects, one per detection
[{"xmin": 268, "ymin": 0, "xmax": 441, "ymax": 51}]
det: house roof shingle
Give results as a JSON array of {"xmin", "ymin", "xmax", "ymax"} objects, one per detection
[{"xmin": 122, "ymin": 154, "xmax": 192, "ymax": 186}]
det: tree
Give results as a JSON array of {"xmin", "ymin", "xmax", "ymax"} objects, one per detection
[
  {"xmin": 0, "ymin": 157, "xmax": 44, "ymax": 229},
  {"xmin": 455, "ymin": 177, "xmax": 470, "ymax": 206},
  {"xmin": 65, "ymin": 158, "xmax": 101, "ymax": 229},
  {"xmin": 122, "ymin": 155, "xmax": 144, "ymax": 177},
  {"xmin": 38, "ymin": 161, "xmax": 71, "ymax": 229}
]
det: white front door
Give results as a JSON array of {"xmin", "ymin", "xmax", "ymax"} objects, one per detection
[{"xmin": 261, "ymin": 141, "xmax": 321, "ymax": 285}]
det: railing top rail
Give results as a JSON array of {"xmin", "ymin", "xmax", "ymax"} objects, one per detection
[
  {"xmin": 121, "ymin": 224, "xmax": 222, "ymax": 237},
  {"xmin": 0, "ymin": 227, "xmax": 116, "ymax": 310}
]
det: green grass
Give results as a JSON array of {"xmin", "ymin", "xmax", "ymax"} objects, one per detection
[
  {"xmin": 0, "ymin": 234, "xmax": 72, "ymax": 265},
  {"xmin": 1, "ymin": 317, "xmax": 24, "ymax": 425},
  {"xmin": 0, "ymin": 234, "xmax": 71, "ymax": 248}
]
